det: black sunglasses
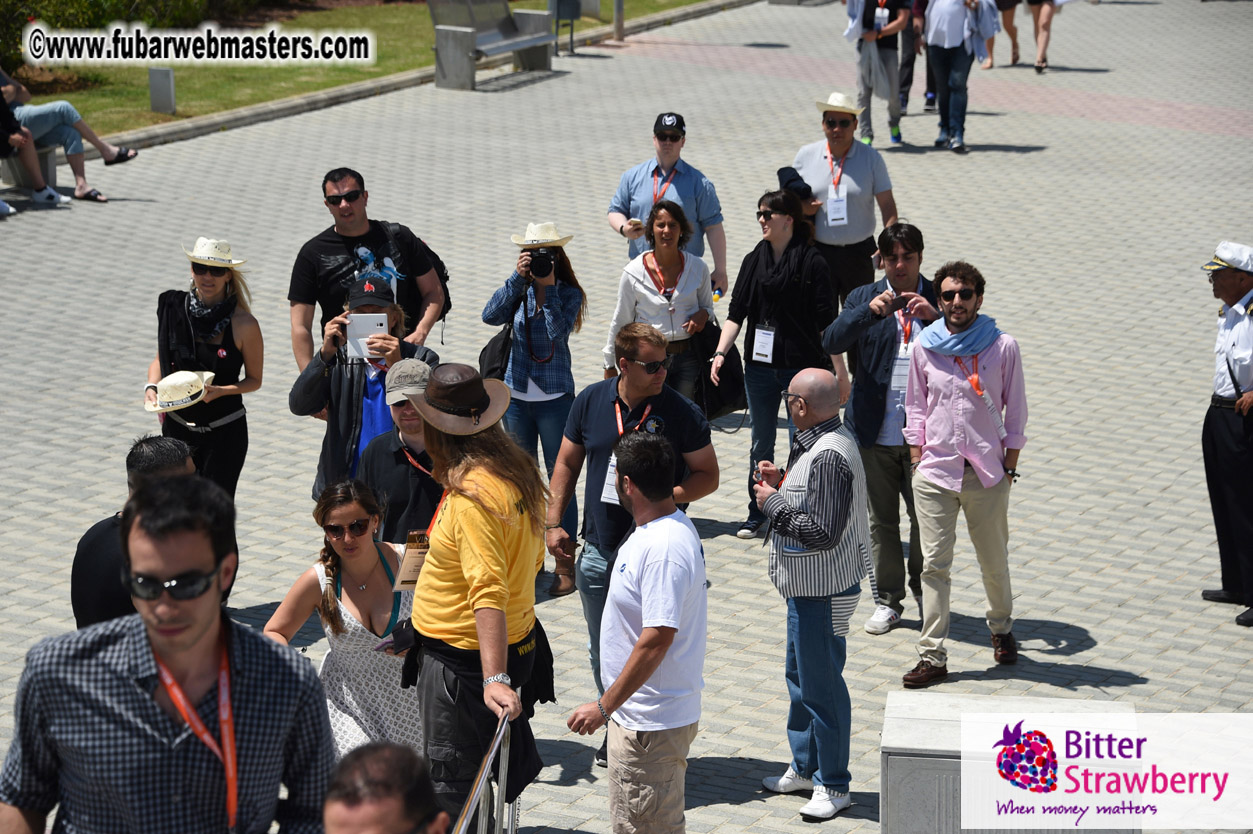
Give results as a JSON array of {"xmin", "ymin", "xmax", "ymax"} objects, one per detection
[
  {"xmin": 824, "ymin": 117, "xmax": 854, "ymax": 129},
  {"xmin": 127, "ymin": 563, "xmax": 222, "ymax": 601},
  {"xmin": 781, "ymin": 391, "xmax": 807, "ymax": 407},
  {"xmin": 940, "ymin": 288, "xmax": 976, "ymax": 302},
  {"xmin": 323, "ymin": 518, "xmax": 371, "ymax": 540},
  {"xmin": 756, "ymin": 210, "xmax": 779, "ymax": 221},
  {"xmin": 325, "ymin": 189, "xmax": 363, "ymax": 206},
  {"xmin": 191, "ymin": 263, "xmax": 229, "ymax": 277},
  {"xmin": 655, "ymin": 132, "xmax": 683, "ymax": 143},
  {"xmin": 630, "ymin": 355, "xmax": 674, "ymax": 374}
]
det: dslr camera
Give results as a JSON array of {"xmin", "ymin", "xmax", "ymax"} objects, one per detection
[{"xmin": 528, "ymin": 248, "xmax": 555, "ymax": 279}]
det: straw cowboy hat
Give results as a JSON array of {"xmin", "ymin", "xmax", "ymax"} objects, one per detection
[
  {"xmin": 814, "ymin": 92, "xmax": 863, "ymax": 117},
  {"xmin": 182, "ymin": 237, "xmax": 247, "ymax": 267},
  {"xmin": 510, "ymin": 222, "xmax": 573, "ymax": 250},
  {"xmin": 145, "ymin": 370, "xmax": 216, "ymax": 413},
  {"xmin": 409, "ymin": 364, "xmax": 510, "ymax": 436}
]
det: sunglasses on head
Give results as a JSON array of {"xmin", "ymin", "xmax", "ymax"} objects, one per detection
[
  {"xmin": 323, "ymin": 518, "xmax": 371, "ymax": 540},
  {"xmin": 655, "ymin": 132, "xmax": 683, "ymax": 143},
  {"xmin": 191, "ymin": 263, "xmax": 229, "ymax": 277},
  {"xmin": 824, "ymin": 117, "xmax": 854, "ymax": 129},
  {"xmin": 630, "ymin": 355, "xmax": 674, "ymax": 375},
  {"xmin": 127, "ymin": 563, "xmax": 221, "ymax": 601},
  {"xmin": 940, "ymin": 288, "xmax": 976, "ymax": 302},
  {"xmin": 325, "ymin": 189, "xmax": 363, "ymax": 206}
]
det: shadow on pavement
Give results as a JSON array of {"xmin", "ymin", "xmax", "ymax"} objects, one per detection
[
  {"xmin": 230, "ymin": 601, "xmax": 325, "ymax": 648},
  {"xmin": 534, "ymin": 736, "xmax": 605, "ymax": 786},
  {"xmin": 479, "ymin": 70, "xmax": 570, "ymax": 93}
]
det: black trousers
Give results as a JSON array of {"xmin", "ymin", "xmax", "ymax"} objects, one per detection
[
  {"xmin": 899, "ymin": 25, "xmax": 936, "ymax": 103},
  {"xmin": 162, "ymin": 414, "xmax": 248, "ymax": 499},
  {"xmin": 1201, "ymin": 404, "xmax": 1253, "ymax": 604},
  {"xmin": 814, "ymin": 237, "xmax": 877, "ymax": 316}
]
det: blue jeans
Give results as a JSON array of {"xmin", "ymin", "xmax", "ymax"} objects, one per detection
[
  {"xmin": 11, "ymin": 100, "xmax": 85, "ymax": 155},
  {"xmin": 663, "ymin": 345, "xmax": 702, "ymax": 403},
  {"xmin": 744, "ymin": 364, "xmax": 800, "ymax": 522},
  {"xmin": 503, "ymin": 394, "xmax": 577, "ymax": 538},
  {"xmin": 785, "ymin": 587, "xmax": 859, "ymax": 792},
  {"xmin": 575, "ymin": 541, "xmax": 616, "ymax": 695},
  {"xmin": 927, "ymin": 44, "xmax": 973, "ymax": 141}
]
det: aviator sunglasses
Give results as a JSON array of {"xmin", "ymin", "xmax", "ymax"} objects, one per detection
[
  {"xmin": 940, "ymin": 288, "xmax": 977, "ymax": 302},
  {"xmin": 824, "ymin": 117, "xmax": 854, "ymax": 129},
  {"xmin": 325, "ymin": 189, "xmax": 364, "ymax": 206},
  {"xmin": 323, "ymin": 518, "xmax": 371, "ymax": 540},
  {"xmin": 630, "ymin": 355, "xmax": 674, "ymax": 375},
  {"xmin": 191, "ymin": 263, "xmax": 229, "ymax": 277},
  {"xmin": 127, "ymin": 563, "xmax": 222, "ymax": 601}
]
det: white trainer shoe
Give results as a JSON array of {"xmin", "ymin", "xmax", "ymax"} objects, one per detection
[
  {"xmin": 864, "ymin": 604, "xmax": 902, "ymax": 635},
  {"xmin": 0, "ymin": 198, "xmax": 15, "ymax": 216},
  {"xmin": 31, "ymin": 187, "xmax": 70, "ymax": 205},
  {"xmin": 799, "ymin": 785, "xmax": 852, "ymax": 820},
  {"xmin": 762, "ymin": 766, "xmax": 812, "ymax": 794}
]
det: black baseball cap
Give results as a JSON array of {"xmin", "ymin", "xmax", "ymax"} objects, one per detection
[
  {"xmin": 653, "ymin": 113, "xmax": 686, "ymax": 135},
  {"xmin": 347, "ymin": 274, "xmax": 395, "ymax": 308}
]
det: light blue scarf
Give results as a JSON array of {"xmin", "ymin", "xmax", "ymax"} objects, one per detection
[{"xmin": 918, "ymin": 315, "xmax": 1001, "ymax": 356}]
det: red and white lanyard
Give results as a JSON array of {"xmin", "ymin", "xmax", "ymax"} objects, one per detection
[
  {"xmin": 643, "ymin": 252, "xmax": 685, "ymax": 304},
  {"xmin": 954, "ymin": 355, "xmax": 986, "ymax": 397},
  {"xmin": 653, "ymin": 166, "xmax": 677, "ymax": 203},
  {"xmin": 614, "ymin": 401, "xmax": 653, "ymax": 437},
  {"xmin": 154, "ymin": 643, "xmax": 237, "ymax": 832},
  {"xmin": 897, "ymin": 309, "xmax": 913, "ymax": 346},
  {"xmin": 401, "ymin": 443, "xmax": 433, "ymax": 477}
]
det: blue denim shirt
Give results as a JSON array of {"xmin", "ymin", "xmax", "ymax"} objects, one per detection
[
  {"xmin": 608, "ymin": 157, "xmax": 724, "ymax": 259},
  {"xmin": 481, "ymin": 271, "xmax": 580, "ymax": 396}
]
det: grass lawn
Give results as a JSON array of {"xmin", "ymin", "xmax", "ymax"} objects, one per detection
[{"xmin": 20, "ymin": 0, "xmax": 705, "ymax": 137}]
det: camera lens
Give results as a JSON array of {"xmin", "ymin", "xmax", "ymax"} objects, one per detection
[{"xmin": 529, "ymin": 249, "xmax": 554, "ymax": 278}]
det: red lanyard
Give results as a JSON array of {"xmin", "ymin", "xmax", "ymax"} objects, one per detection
[
  {"xmin": 401, "ymin": 443, "xmax": 432, "ymax": 477},
  {"xmin": 643, "ymin": 252, "xmax": 684, "ymax": 301},
  {"xmin": 897, "ymin": 310, "xmax": 913, "ymax": 345},
  {"xmin": 653, "ymin": 166, "xmax": 677, "ymax": 203},
  {"xmin": 954, "ymin": 355, "xmax": 986, "ymax": 397},
  {"xmin": 154, "ymin": 643, "xmax": 237, "ymax": 831},
  {"xmin": 826, "ymin": 147, "xmax": 849, "ymax": 194},
  {"xmin": 427, "ymin": 491, "xmax": 448, "ymax": 536},
  {"xmin": 367, "ymin": 358, "xmax": 389, "ymax": 373},
  {"xmin": 614, "ymin": 401, "xmax": 653, "ymax": 437}
]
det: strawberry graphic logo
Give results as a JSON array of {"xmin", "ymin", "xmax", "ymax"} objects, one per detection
[
  {"xmin": 994, "ymin": 721, "xmax": 1058, "ymax": 793},
  {"xmin": 364, "ymin": 280, "xmax": 375, "ymax": 292}
]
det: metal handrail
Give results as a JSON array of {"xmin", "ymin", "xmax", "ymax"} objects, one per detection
[{"xmin": 452, "ymin": 713, "xmax": 518, "ymax": 834}]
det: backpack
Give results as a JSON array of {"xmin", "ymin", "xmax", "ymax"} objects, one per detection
[{"xmin": 382, "ymin": 222, "xmax": 452, "ymax": 321}]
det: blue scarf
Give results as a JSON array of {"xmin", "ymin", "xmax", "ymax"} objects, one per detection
[{"xmin": 918, "ymin": 315, "xmax": 1001, "ymax": 356}]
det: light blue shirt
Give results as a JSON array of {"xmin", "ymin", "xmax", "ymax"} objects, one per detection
[{"xmin": 609, "ymin": 157, "xmax": 724, "ymax": 259}]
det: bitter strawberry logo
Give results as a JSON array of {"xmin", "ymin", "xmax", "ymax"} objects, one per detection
[
  {"xmin": 364, "ymin": 280, "xmax": 375, "ymax": 292},
  {"xmin": 995, "ymin": 721, "xmax": 1058, "ymax": 793}
]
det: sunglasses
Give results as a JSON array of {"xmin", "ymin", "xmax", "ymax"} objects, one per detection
[
  {"xmin": 824, "ymin": 117, "xmax": 854, "ymax": 129},
  {"xmin": 940, "ymin": 288, "xmax": 977, "ymax": 302},
  {"xmin": 655, "ymin": 133, "xmax": 683, "ymax": 143},
  {"xmin": 191, "ymin": 263, "xmax": 229, "ymax": 277},
  {"xmin": 756, "ymin": 210, "xmax": 780, "ymax": 221},
  {"xmin": 127, "ymin": 563, "xmax": 221, "ymax": 601},
  {"xmin": 323, "ymin": 518, "xmax": 371, "ymax": 540},
  {"xmin": 325, "ymin": 189, "xmax": 363, "ymax": 206},
  {"xmin": 630, "ymin": 355, "xmax": 674, "ymax": 374}
]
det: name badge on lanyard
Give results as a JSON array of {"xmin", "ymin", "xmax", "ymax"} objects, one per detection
[
  {"xmin": 753, "ymin": 326, "xmax": 776, "ymax": 363},
  {"xmin": 874, "ymin": 1, "xmax": 890, "ymax": 29},
  {"xmin": 956, "ymin": 355, "xmax": 1008, "ymax": 440},
  {"xmin": 826, "ymin": 181, "xmax": 848, "ymax": 227},
  {"xmin": 602, "ymin": 401, "xmax": 653, "ymax": 505},
  {"xmin": 890, "ymin": 311, "xmax": 912, "ymax": 391}
]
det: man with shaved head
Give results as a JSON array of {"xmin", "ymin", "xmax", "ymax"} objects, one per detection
[{"xmin": 752, "ymin": 368, "xmax": 874, "ymax": 821}]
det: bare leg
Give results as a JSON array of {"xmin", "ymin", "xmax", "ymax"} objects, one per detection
[
  {"xmin": 67, "ymin": 152, "xmax": 97, "ymax": 197},
  {"xmin": 71, "ymin": 119, "xmax": 121, "ymax": 160},
  {"xmin": 15, "ymin": 136, "xmax": 48, "ymax": 191},
  {"xmin": 1003, "ymin": 8, "xmax": 1019, "ymax": 64},
  {"xmin": 982, "ymin": 38, "xmax": 994, "ymax": 70},
  {"xmin": 1035, "ymin": 2, "xmax": 1054, "ymax": 66}
]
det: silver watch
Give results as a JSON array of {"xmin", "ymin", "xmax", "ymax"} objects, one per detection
[{"xmin": 482, "ymin": 673, "xmax": 512, "ymax": 688}]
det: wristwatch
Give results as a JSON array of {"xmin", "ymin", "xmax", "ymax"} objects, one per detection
[{"xmin": 483, "ymin": 673, "xmax": 512, "ymax": 688}]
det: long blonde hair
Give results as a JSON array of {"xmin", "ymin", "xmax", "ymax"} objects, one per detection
[
  {"xmin": 312, "ymin": 480, "xmax": 384, "ymax": 635},
  {"xmin": 422, "ymin": 422, "xmax": 548, "ymax": 535}
]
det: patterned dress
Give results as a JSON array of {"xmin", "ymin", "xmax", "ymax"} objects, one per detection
[{"xmin": 314, "ymin": 549, "xmax": 422, "ymax": 759}]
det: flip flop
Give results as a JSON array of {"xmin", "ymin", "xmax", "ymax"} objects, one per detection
[
  {"xmin": 73, "ymin": 188, "xmax": 108, "ymax": 203},
  {"xmin": 104, "ymin": 147, "xmax": 137, "ymax": 166}
]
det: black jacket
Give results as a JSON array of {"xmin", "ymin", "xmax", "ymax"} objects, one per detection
[{"xmin": 823, "ymin": 277, "xmax": 938, "ymax": 447}]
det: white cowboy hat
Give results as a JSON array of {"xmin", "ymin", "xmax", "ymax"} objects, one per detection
[
  {"xmin": 815, "ymin": 92, "xmax": 864, "ymax": 117},
  {"xmin": 183, "ymin": 237, "xmax": 247, "ymax": 267},
  {"xmin": 510, "ymin": 222, "xmax": 573, "ymax": 249},
  {"xmin": 145, "ymin": 370, "xmax": 216, "ymax": 413}
]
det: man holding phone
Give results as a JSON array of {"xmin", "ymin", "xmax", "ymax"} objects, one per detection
[{"xmin": 290, "ymin": 277, "xmax": 440, "ymax": 499}]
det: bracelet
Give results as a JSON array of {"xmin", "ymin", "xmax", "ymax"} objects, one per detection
[
  {"xmin": 1004, "ymin": 468, "xmax": 1020, "ymax": 483},
  {"xmin": 544, "ymin": 524, "xmax": 563, "ymax": 530},
  {"xmin": 596, "ymin": 699, "xmax": 610, "ymax": 724},
  {"xmin": 618, "ymin": 224, "xmax": 626, "ymax": 237},
  {"xmin": 714, "ymin": 350, "xmax": 726, "ymax": 358},
  {"xmin": 144, "ymin": 383, "xmax": 158, "ymax": 393}
]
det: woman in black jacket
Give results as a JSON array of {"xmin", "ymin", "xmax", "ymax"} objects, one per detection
[{"xmin": 709, "ymin": 189, "xmax": 839, "ymax": 538}]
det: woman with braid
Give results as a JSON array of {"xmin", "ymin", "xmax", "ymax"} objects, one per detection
[{"xmin": 265, "ymin": 479, "xmax": 421, "ymax": 758}]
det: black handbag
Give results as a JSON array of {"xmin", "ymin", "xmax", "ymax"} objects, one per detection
[
  {"xmin": 691, "ymin": 318, "xmax": 747, "ymax": 421},
  {"xmin": 479, "ymin": 295, "xmax": 524, "ymax": 380}
]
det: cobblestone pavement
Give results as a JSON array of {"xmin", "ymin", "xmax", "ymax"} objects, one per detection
[{"xmin": 2, "ymin": 1, "xmax": 1252, "ymax": 831}]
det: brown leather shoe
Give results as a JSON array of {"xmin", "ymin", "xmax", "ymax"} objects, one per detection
[
  {"xmin": 903, "ymin": 660, "xmax": 948, "ymax": 688},
  {"xmin": 548, "ymin": 554, "xmax": 576, "ymax": 597},
  {"xmin": 991, "ymin": 632, "xmax": 1018, "ymax": 665}
]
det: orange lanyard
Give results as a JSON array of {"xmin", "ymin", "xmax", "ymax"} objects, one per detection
[
  {"xmin": 643, "ymin": 252, "xmax": 684, "ymax": 301},
  {"xmin": 427, "ymin": 491, "xmax": 448, "ymax": 536},
  {"xmin": 155, "ymin": 643, "xmax": 237, "ymax": 832},
  {"xmin": 401, "ymin": 442, "xmax": 432, "ymax": 477},
  {"xmin": 614, "ymin": 401, "xmax": 653, "ymax": 437},
  {"xmin": 954, "ymin": 355, "xmax": 986, "ymax": 397},
  {"xmin": 897, "ymin": 309, "xmax": 913, "ymax": 345},
  {"xmin": 653, "ymin": 166, "xmax": 677, "ymax": 202},
  {"xmin": 826, "ymin": 147, "xmax": 849, "ymax": 194}
]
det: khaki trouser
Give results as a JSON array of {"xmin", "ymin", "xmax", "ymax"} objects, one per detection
[
  {"xmin": 913, "ymin": 467, "xmax": 1014, "ymax": 666},
  {"xmin": 859, "ymin": 443, "xmax": 923, "ymax": 613},
  {"xmin": 608, "ymin": 720, "xmax": 699, "ymax": 834}
]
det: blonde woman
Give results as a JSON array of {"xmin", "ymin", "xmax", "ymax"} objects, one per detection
[
  {"xmin": 264, "ymin": 479, "xmax": 420, "ymax": 759},
  {"xmin": 146, "ymin": 237, "xmax": 263, "ymax": 498}
]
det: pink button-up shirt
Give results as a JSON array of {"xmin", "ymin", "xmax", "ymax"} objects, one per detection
[{"xmin": 903, "ymin": 331, "xmax": 1028, "ymax": 490}]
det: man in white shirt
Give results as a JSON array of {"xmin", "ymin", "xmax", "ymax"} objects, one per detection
[{"xmin": 568, "ymin": 432, "xmax": 707, "ymax": 834}]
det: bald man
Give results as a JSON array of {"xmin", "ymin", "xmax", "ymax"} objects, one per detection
[{"xmin": 751, "ymin": 369, "xmax": 875, "ymax": 821}]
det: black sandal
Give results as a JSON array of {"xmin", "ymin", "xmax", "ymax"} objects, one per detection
[{"xmin": 104, "ymin": 147, "xmax": 137, "ymax": 166}]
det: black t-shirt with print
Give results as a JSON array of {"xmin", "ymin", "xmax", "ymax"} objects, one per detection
[{"xmin": 862, "ymin": 0, "xmax": 909, "ymax": 51}]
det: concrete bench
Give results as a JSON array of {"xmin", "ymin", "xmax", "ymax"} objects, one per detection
[
  {"xmin": 880, "ymin": 691, "xmax": 1137, "ymax": 833},
  {"xmin": 0, "ymin": 145, "xmax": 57, "ymax": 190},
  {"xmin": 429, "ymin": 0, "xmax": 556, "ymax": 91}
]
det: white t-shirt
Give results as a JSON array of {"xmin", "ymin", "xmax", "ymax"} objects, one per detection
[{"xmin": 599, "ymin": 510, "xmax": 707, "ymax": 731}]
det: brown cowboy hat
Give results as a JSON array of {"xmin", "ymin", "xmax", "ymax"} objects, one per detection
[{"xmin": 408, "ymin": 363, "xmax": 510, "ymax": 436}]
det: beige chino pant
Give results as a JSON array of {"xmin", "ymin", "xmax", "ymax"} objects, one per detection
[
  {"xmin": 913, "ymin": 467, "xmax": 1014, "ymax": 666},
  {"xmin": 608, "ymin": 720, "xmax": 699, "ymax": 834}
]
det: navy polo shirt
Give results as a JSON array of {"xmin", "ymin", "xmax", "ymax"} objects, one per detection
[{"xmin": 564, "ymin": 378, "xmax": 712, "ymax": 551}]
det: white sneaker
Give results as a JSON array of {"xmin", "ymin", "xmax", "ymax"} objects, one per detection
[
  {"xmin": 31, "ymin": 187, "xmax": 69, "ymax": 205},
  {"xmin": 762, "ymin": 766, "xmax": 812, "ymax": 794},
  {"xmin": 0, "ymin": 198, "xmax": 15, "ymax": 216},
  {"xmin": 799, "ymin": 785, "xmax": 852, "ymax": 820},
  {"xmin": 864, "ymin": 604, "xmax": 902, "ymax": 635}
]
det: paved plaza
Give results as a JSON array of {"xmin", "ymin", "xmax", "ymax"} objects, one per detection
[{"xmin": 3, "ymin": 0, "xmax": 1253, "ymax": 830}]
